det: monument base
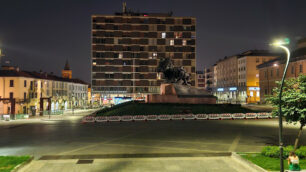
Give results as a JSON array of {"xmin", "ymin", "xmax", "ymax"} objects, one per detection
[{"xmin": 146, "ymin": 83, "xmax": 216, "ymax": 104}]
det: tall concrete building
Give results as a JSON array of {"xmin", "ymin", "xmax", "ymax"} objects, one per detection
[{"xmin": 91, "ymin": 4, "xmax": 196, "ymax": 102}]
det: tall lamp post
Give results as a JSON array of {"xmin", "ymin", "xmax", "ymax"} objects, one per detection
[
  {"xmin": 271, "ymin": 38, "xmax": 291, "ymax": 172},
  {"xmin": 0, "ymin": 49, "xmax": 5, "ymax": 67}
]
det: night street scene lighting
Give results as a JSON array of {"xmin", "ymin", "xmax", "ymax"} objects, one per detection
[
  {"xmin": 0, "ymin": 1, "xmax": 306, "ymax": 172},
  {"xmin": 270, "ymin": 38, "xmax": 291, "ymax": 172}
]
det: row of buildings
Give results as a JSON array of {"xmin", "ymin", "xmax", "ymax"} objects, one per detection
[
  {"xmin": 0, "ymin": 61, "xmax": 89, "ymax": 115},
  {"xmin": 196, "ymin": 38, "xmax": 306, "ymax": 104},
  {"xmin": 90, "ymin": 5, "xmax": 305, "ymax": 105}
]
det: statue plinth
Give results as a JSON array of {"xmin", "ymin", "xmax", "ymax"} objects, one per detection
[{"xmin": 146, "ymin": 83, "xmax": 216, "ymax": 104}]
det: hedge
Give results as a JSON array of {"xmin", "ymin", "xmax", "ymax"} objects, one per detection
[{"xmin": 261, "ymin": 146, "xmax": 306, "ymax": 159}]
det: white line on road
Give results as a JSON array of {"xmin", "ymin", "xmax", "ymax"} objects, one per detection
[
  {"xmin": 58, "ymin": 129, "xmax": 151, "ymax": 155},
  {"xmin": 228, "ymin": 133, "xmax": 241, "ymax": 152}
]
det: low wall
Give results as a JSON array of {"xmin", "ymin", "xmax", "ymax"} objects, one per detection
[{"xmin": 146, "ymin": 95, "xmax": 216, "ymax": 104}]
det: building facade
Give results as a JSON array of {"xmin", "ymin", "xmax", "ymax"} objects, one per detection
[
  {"xmin": 91, "ymin": 7, "xmax": 196, "ymax": 103},
  {"xmin": 0, "ymin": 66, "xmax": 88, "ymax": 115},
  {"xmin": 204, "ymin": 66, "xmax": 214, "ymax": 91},
  {"xmin": 257, "ymin": 39, "xmax": 306, "ymax": 103},
  {"xmin": 195, "ymin": 71, "xmax": 205, "ymax": 89},
  {"xmin": 215, "ymin": 50, "xmax": 279, "ymax": 103}
]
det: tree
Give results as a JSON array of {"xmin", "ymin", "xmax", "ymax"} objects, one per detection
[{"xmin": 266, "ymin": 74, "xmax": 306, "ymax": 150}]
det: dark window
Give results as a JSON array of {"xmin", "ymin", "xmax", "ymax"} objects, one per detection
[
  {"xmin": 24, "ymin": 80, "xmax": 27, "ymax": 87},
  {"xmin": 10, "ymin": 80, "xmax": 14, "ymax": 87},
  {"xmin": 276, "ymin": 69, "xmax": 279, "ymax": 77},
  {"xmin": 270, "ymin": 70, "xmax": 273, "ymax": 77},
  {"xmin": 30, "ymin": 81, "xmax": 33, "ymax": 90},
  {"xmin": 24, "ymin": 92, "xmax": 26, "ymax": 101},
  {"xmin": 265, "ymin": 89, "xmax": 268, "ymax": 95},
  {"xmin": 300, "ymin": 64, "xmax": 303, "ymax": 73},
  {"xmin": 9, "ymin": 92, "xmax": 13, "ymax": 99},
  {"xmin": 291, "ymin": 66, "xmax": 294, "ymax": 74}
]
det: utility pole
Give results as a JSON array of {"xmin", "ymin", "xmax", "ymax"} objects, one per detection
[
  {"xmin": 0, "ymin": 49, "xmax": 5, "ymax": 68},
  {"xmin": 133, "ymin": 56, "xmax": 135, "ymax": 99}
]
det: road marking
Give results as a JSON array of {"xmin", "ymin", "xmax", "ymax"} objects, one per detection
[
  {"xmin": 228, "ymin": 133, "xmax": 241, "ymax": 152},
  {"xmin": 125, "ymin": 138, "xmax": 263, "ymax": 148},
  {"xmin": 98, "ymin": 142, "xmax": 226, "ymax": 153},
  {"xmin": 58, "ymin": 130, "xmax": 150, "ymax": 155}
]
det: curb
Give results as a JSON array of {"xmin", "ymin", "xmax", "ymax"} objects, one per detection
[
  {"xmin": 11, "ymin": 156, "xmax": 34, "ymax": 172},
  {"xmin": 231, "ymin": 152, "xmax": 267, "ymax": 172}
]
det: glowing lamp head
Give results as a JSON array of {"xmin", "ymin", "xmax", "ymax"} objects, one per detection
[{"xmin": 270, "ymin": 38, "xmax": 290, "ymax": 47}]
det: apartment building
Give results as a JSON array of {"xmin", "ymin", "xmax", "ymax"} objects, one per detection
[
  {"xmin": 91, "ymin": 5, "xmax": 196, "ymax": 102},
  {"xmin": 196, "ymin": 71, "xmax": 205, "ymax": 89},
  {"xmin": 257, "ymin": 38, "xmax": 306, "ymax": 103},
  {"xmin": 215, "ymin": 50, "xmax": 279, "ymax": 103},
  {"xmin": 204, "ymin": 66, "xmax": 214, "ymax": 91},
  {"xmin": 0, "ymin": 64, "xmax": 88, "ymax": 115}
]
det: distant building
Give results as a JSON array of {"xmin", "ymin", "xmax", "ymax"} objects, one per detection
[
  {"xmin": 213, "ymin": 64, "xmax": 217, "ymax": 88},
  {"xmin": 196, "ymin": 71, "xmax": 205, "ymax": 89},
  {"xmin": 204, "ymin": 66, "xmax": 214, "ymax": 91},
  {"xmin": 62, "ymin": 60, "xmax": 72, "ymax": 79},
  {"xmin": 257, "ymin": 38, "xmax": 306, "ymax": 103},
  {"xmin": 215, "ymin": 50, "xmax": 279, "ymax": 104},
  {"xmin": 0, "ymin": 63, "xmax": 89, "ymax": 115},
  {"xmin": 91, "ymin": 3, "xmax": 196, "ymax": 103}
]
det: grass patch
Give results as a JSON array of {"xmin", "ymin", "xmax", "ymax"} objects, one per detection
[
  {"xmin": 96, "ymin": 101, "xmax": 257, "ymax": 116},
  {"xmin": 239, "ymin": 153, "xmax": 306, "ymax": 171},
  {"xmin": 0, "ymin": 156, "xmax": 31, "ymax": 172}
]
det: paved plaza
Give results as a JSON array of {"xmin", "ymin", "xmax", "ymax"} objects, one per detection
[{"xmin": 1, "ymin": 110, "xmax": 305, "ymax": 171}]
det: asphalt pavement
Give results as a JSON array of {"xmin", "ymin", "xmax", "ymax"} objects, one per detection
[{"xmin": 0, "ymin": 110, "xmax": 305, "ymax": 171}]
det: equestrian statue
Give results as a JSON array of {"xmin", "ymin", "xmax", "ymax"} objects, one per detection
[{"xmin": 157, "ymin": 58, "xmax": 191, "ymax": 85}]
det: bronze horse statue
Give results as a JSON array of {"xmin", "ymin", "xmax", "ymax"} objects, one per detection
[{"xmin": 157, "ymin": 58, "xmax": 191, "ymax": 85}]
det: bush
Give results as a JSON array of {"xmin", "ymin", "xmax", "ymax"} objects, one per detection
[
  {"xmin": 261, "ymin": 146, "xmax": 306, "ymax": 158},
  {"xmin": 296, "ymin": 146, "xmax": 306, "ymax": 158}
]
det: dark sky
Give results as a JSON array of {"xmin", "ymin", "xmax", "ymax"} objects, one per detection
[{"xmin": 0, "ymin": 0, "xmax": 305, "ymax": 83}]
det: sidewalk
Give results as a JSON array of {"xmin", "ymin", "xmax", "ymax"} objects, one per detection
[
  {"xmin": 18, "ymin": 156, "xmax": 256, "ymax": 172},
  {"xmin": 0, "ymin": 109, "xmax": 98, "ymax": 124}
]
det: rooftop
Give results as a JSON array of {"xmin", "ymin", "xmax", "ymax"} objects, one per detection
[
  {"xmin": 0, "ymin": 67, "xmax": 88, "ymax": 85},
  {"xmin": 257, "ymin": 47, "xmax": 306, "ymax": 69}
]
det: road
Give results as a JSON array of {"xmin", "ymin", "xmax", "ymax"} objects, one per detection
[
  {"xmin": 1, "ymin": 111, "xmax": 305, "ymax": 171},
  {"xmin": 0, "ymin": 111, "xmax": 304, "ymax": 158}
]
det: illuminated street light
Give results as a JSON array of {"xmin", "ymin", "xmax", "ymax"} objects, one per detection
[{"xmin": 271, "ymin": 38, "xmax": 291, "ymax": 172}]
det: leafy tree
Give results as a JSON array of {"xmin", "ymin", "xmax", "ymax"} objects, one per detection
[{"xmin": 266, "ymin": 74, "xmax": 306, "ymax": 150}]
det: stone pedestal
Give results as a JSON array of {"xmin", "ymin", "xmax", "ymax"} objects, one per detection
[{"xmin": 146, "ymin": 83, "xmax": 216, "ymax": 104}]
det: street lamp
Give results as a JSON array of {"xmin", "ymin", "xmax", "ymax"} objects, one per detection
[
  {"xmin": 0, "ymin": 49, "xmax": 5, "ymax": 68},
  {"xmin": 271, "ymin": 38, "xmax": 291, "ymax": 172}
]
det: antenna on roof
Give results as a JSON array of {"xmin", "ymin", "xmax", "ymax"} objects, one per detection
[{"xmin": 122, "ymin": 2, "xmax": 127, "ymax": 13}]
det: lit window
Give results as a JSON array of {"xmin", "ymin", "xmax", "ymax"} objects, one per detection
[
  {"xmin": 153, "ymin": 53, "xmax": 157, "ymax": 58},
  {"xmin": 119, "ymin": 53, "xmax": 123, "ymax": 59},
  {"xmin": 162, "ymin": 32, "xmax": 166, "ymax": 38},
  {"xmin": 256, "ymin": 74, "xmax": 259, "ymax": 78},
  {"xmin": 183, "ymin": 40, "xmax": 186, "ymax": 45},
  {"xmin": 256, "ymin": 91, "xmax": 260, "ymax": 97},
  {"xmin": 92, "ymin": 61, "xmax": 96, "ymax": 66},
  {"xmin": 250, "ymin": 91, "xmax": 253, "ymax": 97},
  {"xmin": 157, "ymin": 73, "xmax": 161, "ymax": 79},
  {"xmin": 170, "ymin": 40, "xmax": 174, "ymax": 45}
]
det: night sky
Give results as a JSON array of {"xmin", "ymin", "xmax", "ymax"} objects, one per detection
[{"xmin": 0, "ymin": 0, "xmax": 305, "ymax": 83}]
